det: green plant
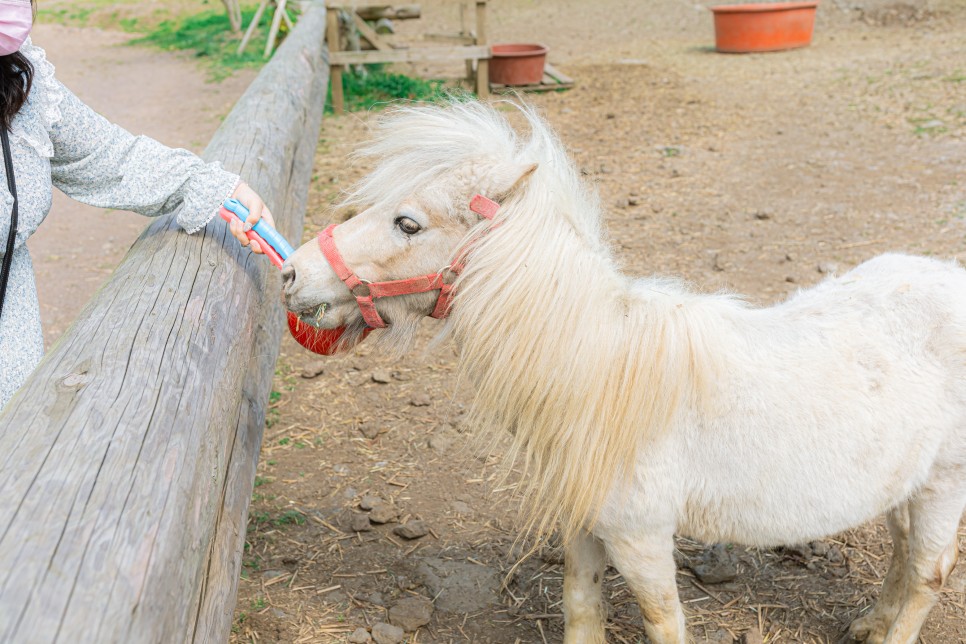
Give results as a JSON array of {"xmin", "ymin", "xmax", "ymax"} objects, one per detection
[
  {"xmin": 328, "ymin": 67, "xmax": 449, "ymax": 114},
  {"xmin": 133, "ymin": 6, "xmax": 294, "ymax": 80},
  {"xmin": 275, "ymin": 509, "xmax": 306, "ymax": 526}
]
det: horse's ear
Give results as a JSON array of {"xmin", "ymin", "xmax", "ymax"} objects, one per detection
[{"xmin": 501, "ymin": 163, "xmax": 538, "ymax": 200}]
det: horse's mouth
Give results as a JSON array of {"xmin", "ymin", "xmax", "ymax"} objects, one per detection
[{"xmin": 294, "ymin": 303, "xmax": 328, "ymax": 328}]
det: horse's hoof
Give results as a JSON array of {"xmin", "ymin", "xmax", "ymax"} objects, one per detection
[{"xmin": 848, "ymin": 613, "xmax": 888, "ymax": 644}]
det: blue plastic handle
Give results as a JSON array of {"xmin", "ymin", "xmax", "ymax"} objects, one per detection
[{"xmin": 222, "ymin": 197, "xmax": 296, "ymax": 260}]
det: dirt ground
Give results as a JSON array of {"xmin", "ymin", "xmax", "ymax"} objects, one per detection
[{"xmin": 30, "ymin": 1, "xmax": 966, "ymax": 643}]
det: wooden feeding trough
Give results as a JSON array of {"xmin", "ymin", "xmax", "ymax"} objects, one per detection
[{"xmin": 327, "ymin": 2, "xmax": 492, "ymax": 114}]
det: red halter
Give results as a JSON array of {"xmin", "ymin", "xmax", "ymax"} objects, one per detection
[{"xmin": 317, "ymin": 194, "xmax": 500, "ymax": 328}]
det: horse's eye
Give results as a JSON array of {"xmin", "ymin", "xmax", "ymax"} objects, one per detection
[{"xmin": 395, "ymin": 216, "xmax": 421, "ymax": 235}]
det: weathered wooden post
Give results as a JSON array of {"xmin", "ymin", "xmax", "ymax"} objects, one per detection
[{"xmin": 0, "ymin": 1, "xmax": 329, "ymax": 641}]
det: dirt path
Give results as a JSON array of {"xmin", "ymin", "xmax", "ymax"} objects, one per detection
[
  {"xmin": 234, "ymin": 1, "xmax": 966, "ymax": 643},
  {"xmin": 27, "ymin": 24, "xmax": 253, "ymax": 345}
]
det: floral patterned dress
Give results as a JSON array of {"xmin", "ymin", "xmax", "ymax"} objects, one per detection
[{"xmin": 0, "ymin": 39, "xmax": 240, "ymax": 409}]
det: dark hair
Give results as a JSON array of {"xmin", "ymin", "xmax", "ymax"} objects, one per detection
[{"xmin": 0, "ymin": 51, "xmax": 33, "ymax": 131}]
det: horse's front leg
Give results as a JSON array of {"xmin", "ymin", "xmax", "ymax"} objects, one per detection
[
  {"xmin": 604, "ymin": 529, "xmax": 686, "ymax": 644},
  {"xmin": 563, "ymin": 529, "xmax": 608, "ymax": 644}
]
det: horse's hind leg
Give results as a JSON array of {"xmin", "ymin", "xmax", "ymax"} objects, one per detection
[
  {"xmin": 849, "ymin": 504, "xmax": 910, "ymax": 643},
  {"xmin": 881, "ymin": 483, "xmax": 965, "ymax": 644},
  {"xmin": 563, "ymin": 530, "xmax": 607, "ymax": 644}
]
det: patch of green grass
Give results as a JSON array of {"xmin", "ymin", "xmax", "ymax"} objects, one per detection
[
  {"xmin": 132, "ymin": 6, "xmax": 292, "ymax": 80},
  {"xmin": 38, "ymin": 5, "xmax": 97, "ymax": 26},
  {"xmin": 908, "ymin": 116, "xmax": 948, "ymax": 137},
  {"xmin": 275, "ymin": 509, "xmax": 306, "ymax": 526},
  {"xmin": 329, "ymin": 67, "xmax": 449, "ymax": 114}
]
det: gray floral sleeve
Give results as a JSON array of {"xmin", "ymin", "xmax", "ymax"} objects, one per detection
[
  {"xmin": 49, "ymin": 80, "xmax": 239, "ymax": 233},
  {"xmin": 0, "ymin": 39, "xmax": 242, "ymax": 410}
]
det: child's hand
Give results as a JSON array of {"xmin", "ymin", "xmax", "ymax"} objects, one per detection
[{"xmin": 228, "ymin": 182, "xmax": 276, "ymax": 255}]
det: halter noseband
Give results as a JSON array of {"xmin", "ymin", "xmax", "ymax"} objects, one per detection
[{"xmin": 317, "ymin": 194, "xmax": 500, "ymax": 328}]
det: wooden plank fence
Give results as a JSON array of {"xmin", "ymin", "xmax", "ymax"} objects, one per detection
[{"xmin": 0, "ymin": 1, "xmax": 329, "ymax": 641}]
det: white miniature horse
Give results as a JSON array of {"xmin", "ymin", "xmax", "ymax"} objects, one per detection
[{"xmin": 281, "ymin": 100, "xmax": 966, "ymax": 644}]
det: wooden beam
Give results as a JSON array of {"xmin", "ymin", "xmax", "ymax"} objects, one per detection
[
  {"xmin": 0, "ymin": 2, "xmax": 330, "ymax": 642},
  {"xmin": 333, "ymin": 4, "xmax": 421, "ymax": 20},
  {"xmin": 475, "ymin": 1, "xmax": 489, "ymax": 99},
  {"xmin": 327, "ymin": 8, "xmax": 345, "ymax": 114},
  {"xmin": 350, "ymin": 11, "xmax": 392, "ymax": 51},
  {"xmin": 329, "ymin": 44, "xmax": 489, "ymax": 65}
]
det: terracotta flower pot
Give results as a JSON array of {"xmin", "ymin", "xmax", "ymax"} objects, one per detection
[
  {"xmin": 489, "ymin": 43, "xmax": 549, "ymax": 85},
  {"xmin": 711, "ymin": 2, "xmax": 819, "ymax": 53}
]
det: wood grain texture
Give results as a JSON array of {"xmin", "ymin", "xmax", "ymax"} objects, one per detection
[
  {"xmin": 329, "ymin": 44, "xmax": 489, "ymax": 66},
  {"xmin": 0, "ymin": 2, "xmax": 329, "ymax": 642}
]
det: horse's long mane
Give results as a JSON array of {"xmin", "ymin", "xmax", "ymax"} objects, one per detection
[{"xmin": 349, "ymin": 99, "xmax": 735, "ymax": 541}]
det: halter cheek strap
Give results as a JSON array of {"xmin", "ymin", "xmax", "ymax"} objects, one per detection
[{"xmin": 318, "ymin": 194, "xmax": 500, "ymax": 328}]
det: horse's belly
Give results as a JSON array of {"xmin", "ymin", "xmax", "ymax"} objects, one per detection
[{"xmin": 674, "ymin": 418, "xmax": 954, "ymax": 546}]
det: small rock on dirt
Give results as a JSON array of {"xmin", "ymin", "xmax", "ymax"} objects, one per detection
[
  {"xmin": 810, "ymin": 540, "xmax": 829, "ymax": 557},
  {"xmin": 388, "ymin": 596, "xmax": 434, "ymax": 632},
  {"xmin": 350, "ymin": 513, "xmax": 372, "ymax": 532},
  {"xmin": 348, "ymin": 627, "xmax": 372, "ymax": 643},
  {"xmin": 417, "ymin": 557, "xmax": 501, "ymax": 613},
  {"xmin": 410, "ymin": 394, "xmax": 431, "ymax": 407},
  {"xmin": 449, "ymin": 500, "xmax": 472, "ymax": 515},
  {"xmin": 369, "ymin": 503, "xmax": 398, "ymax": 524},
  {"xmin": 371, "ymin": 622, "xmax": 404, "ymax": 644},
  {"xmin": 698, "ymin": 628, "xmax": 733, "ymax": 644},
  {"xmin": 360, "ymin": 495, "xmax": 382, "ymax": 510},
  {"xmin": 391, "ymin": 370, "xmax": 411, "ymax": 381},
  {"xmin": 826, "ymin": 545, "xmax": 845, "ymax": 564},
  {"xmin": 817, "ymin": 261, "xmax": 839, "ymax": 275},
  {"xmin": 367, "ymin": 591, "xmax": 386, "ymax": 606},
  {"xmin": 784, "ymin": 543, "xmax": 813, "ymax": 560},
  {"xmin": 299, "ymin": 360, "xmax": 326, "ymax": 378},
  {"xmin": 738, "ymin": 627, "xmax": 764, "ymax": 644},
  {"xmin": 394, "ymin": 520, "xmax": 429, "ymax": 540},
  {"xmin": 357, "ymin": 422, "xmax": 384, "ymax": 439},
  {"xmin": 371, "ymin": 370, "xmax": 392, "ymax": 384},
  {"xmin": 689, "ymin": 543, "xmax": 738, "ymax": 584},
  {"xmin": 754, "ymin": 210, "xmax": 772, "ymax": 220}
]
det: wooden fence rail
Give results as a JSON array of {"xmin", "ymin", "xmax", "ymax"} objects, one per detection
[{"xmin": 0, "ymin": 2, "xmax": 329, "ymax": 641}]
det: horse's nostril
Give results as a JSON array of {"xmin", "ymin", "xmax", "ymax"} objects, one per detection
[{"xmin": 281, "ymin": 265, "xmax": 296, "ymax": 291}]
